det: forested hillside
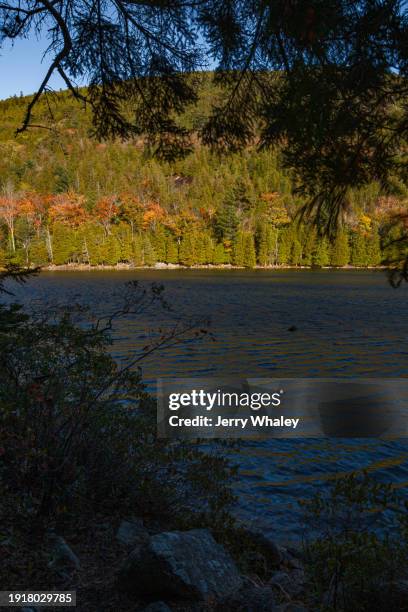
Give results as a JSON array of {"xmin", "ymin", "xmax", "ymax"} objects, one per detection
[{"xmin": 0, "ymin": 83, "xmax": 406, "ymax": 268}]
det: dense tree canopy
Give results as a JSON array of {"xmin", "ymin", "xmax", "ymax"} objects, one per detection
[
  {"xmin": 0, "ymin": 1, "xmax": 407, "ymax": 230},
  {"xmin": 0, "ymin": 92, "xmax": 399, "ymax": 270}
]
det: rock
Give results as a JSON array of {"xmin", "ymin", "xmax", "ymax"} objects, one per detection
[
  {"xmin": 240, "ymin": 528, "xmax": 282, "ymax": 566},
  {"xmin": 216, "ymin": 584, "xmax": 275, "ymax": 611},
  {"xmin": 118, "ymin": 528, "xmax": 243, "ymax": 601},
  {"xmin": 142, "ymin": 602, "xmax": 172, "ymax": 612},
  {"xmin": 270, "ymin": 569, "xmax": 306, "ymax": 598},
  {"xmin": 116, "ymin": 519, "xmax": 149, "ymax": 549},
  {"xmin": 47, "ymin": 534, "xmax": 80, "ymax": 573}
]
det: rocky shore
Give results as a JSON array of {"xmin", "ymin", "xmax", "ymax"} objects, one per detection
[
  {"xmin": 42, "ymin": 262, "xmax": 385, "ymax": 271},
  {"xmin": 24, "ymin": 519, "xmax": 309, "ymax": 612}
]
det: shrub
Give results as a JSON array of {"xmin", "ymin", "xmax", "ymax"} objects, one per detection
[
  {"xmin": 0, "ymin": 270, "xmax": 236, "ymax": 536},
  {"xmin": 301, "ymin": 472, "xmax": 408, "ymax": 611}
]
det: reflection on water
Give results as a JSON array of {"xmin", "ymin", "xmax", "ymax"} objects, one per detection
[{"xmin": 9, "ymin": 268, "xmax": 408, "ymax": 542}]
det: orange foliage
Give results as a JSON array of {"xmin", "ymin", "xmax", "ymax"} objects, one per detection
[
  {"xmin": 142, "ymin": 202, "xmax": 166, "ymax": 229},
  {"xmin": 260, "ymin": 191, "xmax": 280, "ymax": 202},
  {"xmin": 118, "ymin": 193, "xmax": 144, "ymax": 226},
  {"xmin": 0, "ymin": 194, "xmax": 21, "ymax": 226},
  {"xmin": 94, "ymin": 196, "xmax": 119, "ymax": 233},
  {"xmin": 19, "ymin": 191, "xmax": 50, "ymax": 230},
  {"xmin": 48, "ymin": 192, "xmax": 88, "ymax": 227},
  {"xmin": 199, "ymin": 206, "xmax": 216, "ymax": 221}
]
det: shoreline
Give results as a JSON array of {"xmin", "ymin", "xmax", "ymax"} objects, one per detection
[{"xmin": 38, "ymin": 262, "xmax": 388, "ymax": 272}]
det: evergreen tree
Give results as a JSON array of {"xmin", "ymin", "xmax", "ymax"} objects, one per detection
[
  {"xmin": 366, "ymin": 227, "xmax": 382, "ymax": 266},
  {"xmin": 0, "ymin": 244, "xmax": 6, "ymax": 267},
  {"xmin": 202, "ymin": 232, "xmax": 215, "ymax": 264},
  {"xmin": 52, "ymin": 223, "xmax": 80, "ymax": 265},
  {"xmin": 83, "ymin": 222, "xmax": 105, "ymax": 265},
  {"xmin": 152, "ymin": 225, "xmax": 166, "ymax": 262},
  {"xmin": 103, "ymin": 234, "xmax": 122, "ymax": 265},
  {"xmin": 230, "ymin": 177, "xmax": 255, "ymax": 213},
  {"xmin": 244, "ymin": 233, "xmax": 256, "ymax": 267},
  {"xmin": 278, "ymin": 227, "xmax": 293, "ymax": 265},
  {"xmin": 142, "ymin": 235, "xmax": 156, "ymax": 266},
  {"xmin": 214, "ymin": 196, "xmax": 239, "ymax": 243},
  {"xmin": 28, "ymin": 237, "xmax": 49, "ymax": 265},
  {"xmin": 232, "ymin": 230, "xmax": 245, "ymax": 266},
  {"xmin": 291, "ymin": 239, "xmax": 302, "ymax": 266},
  {"xmin": 132, "ymin": 234, "xmax": 144, "ymax": 266},
  {"xmin": 351, "ymin": 232, "xmax": 369, "ymax": 267},
  {"xmin": 313, "ymin": 237, "xmax": 330, "ymax": 267},
  {"xmin": 117, "ymin": 225, "xmax": 133, "ymax": 262},
  {"xmin": 213, "ymin": 242, "xmax": 228, "ymax": 265},
  {"xmin": 331, "ymin": 230, "xmax": 350, "ymax": 267},
  {"xmin": 165, "ymin": 235, "xmax": 178, "ymax": 264},
  {"xmin": 302, "ymin": 227, "xmax": 317, "ymax": 266},
  {"xmin": 179, "ymin": 233, "xmax": 195, "ymax": 266},
  {"xmin": 256, "ymin": 222, "xmax": 277, "ymax": 266}
]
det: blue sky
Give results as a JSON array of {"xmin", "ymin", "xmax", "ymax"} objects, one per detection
[{"xmin": 0, "ymin": 36, "xmax": 66, "ymax": 99}]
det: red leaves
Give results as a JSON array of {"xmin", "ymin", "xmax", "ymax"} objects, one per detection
[{"xmin": 48, "ymin": 192, "xmax": 89, "ymax": 228}]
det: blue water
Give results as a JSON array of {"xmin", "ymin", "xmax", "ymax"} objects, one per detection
[{"xmin": 9, "ymin": 268, "xmax": 408, "ymax": 542}]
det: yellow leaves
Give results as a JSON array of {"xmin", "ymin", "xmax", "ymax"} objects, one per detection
[{"xmin": 359, "ymin": 214, "xmax": 372, "ymax": 232}]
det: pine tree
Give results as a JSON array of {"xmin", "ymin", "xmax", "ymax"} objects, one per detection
[
  {"xmin": 142, "ymin": 235, "xmax": 156, "ymax": 266},
  {"xmin": 331, "ymin": 230, "xmax": 350, "ymax": 267},
  {"xmin": 313, "ymin": 237, "xmax": 330, "ymax": 267},
  {"xmin": 83, "ymin": 222, "xmax": 105, "ymax": 265},
  {"xmin": 132, "ymin": 234, "xmax": 144, "ymax": 265},
  {"xmin": 214, "ymin": 198, "xmax": 239, "ymax": 243},
  {"xmin": 302, "ymin": 227, "xmax": 317, "ymax": 266},
  {"xmin": 152, "ymin": 225, "xmax": 166, "ymax": 262},
  {"xmin": 0, "ymin": 244, "xmax": 6, "ymax": 267},
  {"xmin": 179, "ymin": 233, "xmax": 195, "ymax": 266},
  {"xmin": 291, "ymin": 239, "xmax": 302, "ymax": 266},
  {"xmin": 278, "ymin": 227, "xmax": 293, "ymax": 265},
  {"xmin": 256, "ymin": 222, "xmax": 277, "ymax": 266},
  {"xmin": 102, "ymin": 234, "xmax": 122, "ymax": 265},
  {"xmin": 213, "ymin": 242, "xmax": 228, "ymax": 265},
  {"xmin": 165, "ymin": 235, "xmax": 178, "ymax": 264},
  {"xmin": 52, "ymin": 223, "xmax": 79, "ymax": 265},
  {"xmin": 244, "ymin": 233, "xmax": 256, "ymax": 267},
  {"xmin": 202, "ymin": 233, "xmax": 215, "ymax": 264},
  {"xmin": 232, "ymin": 230, "xmax": 245, "ymax": 266},
  {"xmin": 351, "ymin": 232, "xmax": 369, "ymax": 267},
  {"xmin": 230, "ymin": 177, "xmax": 255, "ymax": 213},
  {"xmin": 117, "ymin": 225, "xmax": 133, "ymax": 262},
  {"xmin": 366, "ymin": 227, "xmax": 382, "ymax": 266},
  {"xmin": 28, "ymin": 237, "xmax": 49, "ymax": 265}
]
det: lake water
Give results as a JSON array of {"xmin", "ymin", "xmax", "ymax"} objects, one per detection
[{"xmin": 7, "ymin": 269, "xmax": 408, "ymax": 542}]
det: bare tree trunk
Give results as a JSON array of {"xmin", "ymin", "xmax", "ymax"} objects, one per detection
[
  {"xmin": 46, "ymin": 227, "xmax": 53, "ymax": 263},
  {"xmin": 9, "ymin": 223, "xmax": 15, "ymax": 252}
]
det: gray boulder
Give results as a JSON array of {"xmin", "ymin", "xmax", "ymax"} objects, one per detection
[
  {"xmin": 119, "ymin": 528, "xmax": 243, "ymax": 601},
  {"xmin": 116, "ymin": 519, "xmax": 149, "ymax": 549}
]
